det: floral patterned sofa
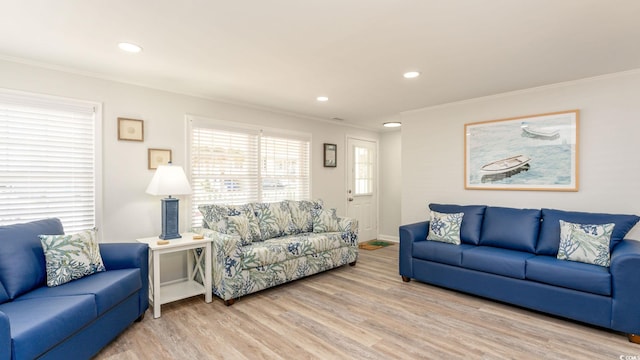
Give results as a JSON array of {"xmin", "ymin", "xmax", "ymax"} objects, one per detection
[{"xmin": 195, "ymin": 200, "xmax": 358, "ymax": 305}]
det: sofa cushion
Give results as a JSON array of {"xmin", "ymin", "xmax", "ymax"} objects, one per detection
[
  {"xmin": 19, "ymin": 269, "xmax": 141, "ymax": 316},
  {"xmin": 461, "ymin": 246, "xmax": 534, "ymax": 279},
  {"xmin": 200, "ymin": 203, "xmax": 262, "ymax": 243},
  {"xmin": 312, "ymin": 208, "xmax": 340, "ymax": 233},
  {"xmin": 429, "ymin": 204, "xmax": 487, "ymax": 245},
  {"xmin": 0, "ymin": 283, "xmax": 8, "ymax": 304},
  {"xmin": 412, "ymin": 241, "xmax": 474, "ymax": 266},
  {"xmin": 226, "ymin": 215, "xmax": 252, "ymax": 246},
  {"xmin": 241, "ymin": 232, "xmax": 344, "ymax": 269},
  {"xmin": 0, "ymin": 295, "xmax": 97, "ymax": 360},
  {"xmin": 254, "ymin": 201, "xmax": 294, "ymax": 240},
  {"xmin": 479, "ymin": 207, "xmax": 541, "ymax": 253},
  {"xmin": 286, "ymin": 199, "xmax": 324, "ymax": 233},
  {"xmin": 39, "ymin": 229, "xmax": 106, "ymax": 287},
  {"xmin": 557, "ymin": 220, "xmax": 614, "ymax": 267},
  {"xmin": 0, "ymin": 218, "xmax": 64, "ymax": 299},
  {"xmin": 426, "ymin": 210, "xmax": 464, "ymax": 245},
  {"xmin": 526, "ymin": 256, "xmax": 611, "ymax": 296},
  {"xmin": 537, "ymin": 208, "xmax": 639, "ymax": 256}
]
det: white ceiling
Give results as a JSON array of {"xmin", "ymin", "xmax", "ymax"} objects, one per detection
[{"xmin": 2, "ymin": 1, "xmax": 640, "ymax": 130}]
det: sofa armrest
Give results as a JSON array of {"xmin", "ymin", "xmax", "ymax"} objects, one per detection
[
  {"xmin": 1, "ymin": 310, "xmax": 10, "ymax": 360},
  {"xmin": 610, "ymin": 239, "xmax": 640, "ymax": 334},
  {"xmin": 338, "ymin": 217, "xmax": 359, "ymax": 246},
  {"xmin": 399, "ymin": 221, "xmax": 429, "ymax": 278},
  {"xmin": 99, "ymin": 243, "xmax": 148, "ymax": 271},
  {"xmin": 99, "ymin": 243, "xmax": 149, "ymax": 316},
  {"xmin": 197, "ymin": 228, "xmax": 243, "ymax": 301}
]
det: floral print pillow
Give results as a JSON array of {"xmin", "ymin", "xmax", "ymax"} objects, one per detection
[
  {"xmin": 426, "ymin": 210, "xmax": 464, "ymax": 245},
  {"xmin": 557, "ymin": 220, "xmax": 615, "ymax": 267},
  {"xmin": 227, "ymin": 215, "xmax": 252, "ymax": 246},
  {"xmin": 312, "ymin": 208, "xmax": 340, "ymax": 233},
  {"xmin": 39, "ymin": 229, "xmax": 106, "ymax": 287}
]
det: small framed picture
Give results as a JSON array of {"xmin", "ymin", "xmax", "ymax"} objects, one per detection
[
  {"xmin": 324, "ymin": 143, "xmax": 337, "ymax": 167},
  {"xmin": 148, "ymin": 148, "xmax": 172, "ymax": 170},
  {"xmin": 118, "ymin": 118, "xmax": 144, "ymax": 141}
]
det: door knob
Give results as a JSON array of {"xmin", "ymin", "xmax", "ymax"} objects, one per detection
[{"xmin": 348, "ymin": 197, "xmax": 354, "ymax": 202}]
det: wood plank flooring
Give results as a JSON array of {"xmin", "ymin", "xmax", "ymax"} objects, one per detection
[{"xmin": 95, "ymin": 245, "xmax": 640, "ymax": 359}]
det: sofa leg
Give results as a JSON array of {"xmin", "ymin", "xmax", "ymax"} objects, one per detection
[
  {"xmin": 628, "ymin": 334, "xmax": 640, "ymax": 344},
  {"xmin": 349, "ymin": 261, "xmax": 357, "ymax": 266},
  {"xmin": 224, "ymin": 298, "xmax": 236, "ymax": 306},
  {"xmin": 135, "ymin": 313, "xmax": 145, "ymax": 322},
  {"xmin": 401, "ymin": 276, "xmax": 411, "ymax": 282}
]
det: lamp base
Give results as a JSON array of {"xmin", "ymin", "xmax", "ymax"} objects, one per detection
[{"xmin": 159, "ymin": 197, "xmax": 181, "ymax": 240}]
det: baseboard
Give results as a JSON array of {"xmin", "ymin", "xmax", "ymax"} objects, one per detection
[{"xmin": 376, "ymin": 234, "xmax": 399, "ymax": 243}]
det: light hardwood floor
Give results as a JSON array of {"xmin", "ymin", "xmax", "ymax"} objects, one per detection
[{"xmin": 96, "ymin": 245, "xmax": 639, "ymax": 359}]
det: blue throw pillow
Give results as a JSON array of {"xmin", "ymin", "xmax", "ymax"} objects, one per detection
[
  {"xmin": 479, "ymin": 207, "xmax": 541, "ymax": 253},
  {"xmin": 429, "ymin": 204, "xmax": 487, "ymax": 245},
  {"xmin": 537, "ymin": 208, "xmax": 639, "ymax": 255}
]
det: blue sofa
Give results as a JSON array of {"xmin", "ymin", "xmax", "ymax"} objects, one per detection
[
  {"xmin": 399, "ymin": 204, "xmax": 640, "ymax": 343},
  {"xmin": 0, "ymin": 218, "xmax": 149, "ymax": 359}
]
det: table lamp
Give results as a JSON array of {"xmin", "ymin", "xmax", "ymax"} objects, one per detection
[{"xmin": 146, "ymin": 162, "xmax": 192, "ymax": 239}]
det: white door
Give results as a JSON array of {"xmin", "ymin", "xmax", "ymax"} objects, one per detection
[{"xmin": 346, "ymin": 137, "xmax": 377, "ymax": 242}]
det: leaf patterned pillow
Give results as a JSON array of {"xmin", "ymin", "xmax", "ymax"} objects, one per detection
[
  {"xmin": 39, "ymin": 230, "xmax": 106, "ymax": 287},
  {"xmin": 426, "ymin": 210, "xmax": 464, "ymax": 245},
  {"xmin": 227, "ymin": 215, "xmax": 252, "ymax": 246},
  {"xmin": 312, "ymin": 208, "xmax": 340, "ymax": 233},
  {"xmin": 557, "ymin": 220, "xmax": 615, "ymax": 267}
]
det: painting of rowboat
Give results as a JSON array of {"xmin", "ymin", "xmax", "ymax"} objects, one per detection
[{"xmin": 465, "ymin": 110, "xmax": 579, "ymax": 191}]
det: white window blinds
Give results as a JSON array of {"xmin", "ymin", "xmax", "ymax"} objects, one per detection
[
  {"xmin": 0, "ymin": 90, "xmax": 98, "ymax": 233},
  {"xmin": 188, "ymin": 117, "xmax": 310, "ymax": 228}
]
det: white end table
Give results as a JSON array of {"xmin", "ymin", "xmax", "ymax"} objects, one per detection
[{"xmin": 137, "ymin": 232, "xmax": 212, "ymax": 318}]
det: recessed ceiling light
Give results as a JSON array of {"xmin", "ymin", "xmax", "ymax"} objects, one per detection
[
  {"xmin": 317, "ymin": 96, "xmax": 329, "ymax": 102},
  {"xmin": 118, "ymin": 42, "xmax": 143, "ymax": 53},
  {"xmin": 383, "ymin": 122, "xmax": 402, "ymax": 128},
  {"xmin": 403, "ymin": 71, "xmax": 420, "ymax": 79}
]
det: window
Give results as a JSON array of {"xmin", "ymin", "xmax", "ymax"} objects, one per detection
[
  {"xmin": 0, "ymin": 89, "xmax": 100, "ymax": 233},
  {"xmin": 354, "ymin": 145, "xmax": 373, "ymax": 195},
  {"xmin": 188, "ymin": 116, "xmax": 310, "ymax": 228}
]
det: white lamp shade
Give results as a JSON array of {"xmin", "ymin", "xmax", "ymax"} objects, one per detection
[{"xmin": 146, "ymin": 164, "xmax": 192, "ymax": 196}]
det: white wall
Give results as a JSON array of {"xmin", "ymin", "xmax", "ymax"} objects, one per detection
[
  {"xmin": 378, "ymin": 130, "xmax": 402, "ymax": 241},
  {"xmin": 401, "ymin": 69, "xmax": 640, "ymax": 240},
  {"xmin": 0, "ymin": 59, "xmax": 379, "ymax": 244}
]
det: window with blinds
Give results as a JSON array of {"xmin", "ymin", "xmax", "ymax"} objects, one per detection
[
  {"xmin": 0, "ymin": 90, "xmax": 99, "ymax": 233},
  {"xmin": 188, "ymin": 117, "xmax": 310, "ymax": 228}
]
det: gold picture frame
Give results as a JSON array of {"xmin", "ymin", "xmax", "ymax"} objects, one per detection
[
  {"xmin": 118, "ymin": 118, "xmax": 144, "ymax": 141},
  {"xmin": 148, "ymin": 148, "xmax": 172, "ymax": 170},
  {"xmin": 464, "ymin": 110, "xmax": 579, "ymax": 191}
]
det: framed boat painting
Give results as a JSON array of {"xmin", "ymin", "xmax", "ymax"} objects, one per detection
[{"xmin": 464, "ymin": 110, "xmax": 579, "ymax": 191}]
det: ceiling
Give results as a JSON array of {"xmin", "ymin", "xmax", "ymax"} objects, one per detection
[{"xmin": 2, "ymin": 1, "xmax": 640, "ymax": 130}]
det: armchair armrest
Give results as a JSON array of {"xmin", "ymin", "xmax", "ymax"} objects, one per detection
[
  {"xmin": 610, "ymin": 239, "xmax": 640, "ymax": 334},
  {"xmin": 338, "ymin": 217, "xmax": 359, "ymax": 246},
  {"xmin": 399, "ymin": 221, "xmax": 429, "ymax": 278},
  {"xmin": 0, "ymin": 311, "xmax": 10, "ymax": 360}
]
